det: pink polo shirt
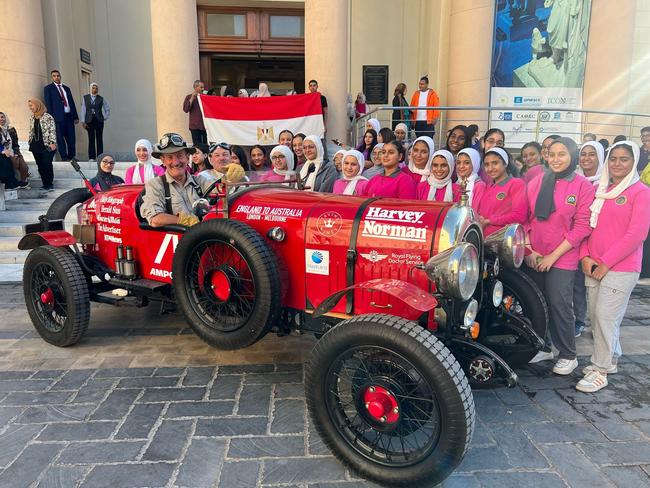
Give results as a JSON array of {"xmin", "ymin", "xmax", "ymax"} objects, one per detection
[
  {"xmin": 402, "ymin": 166, "xmax": 427, "ymax": 184},
  {"xmin": 527, "ymin": 172, "xmax": 595, "ymax": 270},
  {"xmin": 362, "ymin": 170, "xmax": 417, "ymax": 199},
  {"xmin": 522, "ymin": 164, "xmax": 545, "ymax": 185},
  {"xmin": 475, "ymin": 176, "xmax": 528, "ymax": 237},
  {"xmin": 470, "ymin": 180, "xmax": 487, "ymax": 210},
  {"xmin": 416, "ymin": 182, "xmax": 462, "ymax": 202},
  {"xmin": 580, "ymin": 181, "xmax": 650, "ymax": 272},
  {"xmin": 260, "ymin": 170, "xmax": 287, "ymax": 183},
  {"xmin": 332, "ymin": 178, "xmax": 368, "ymax": 196}
]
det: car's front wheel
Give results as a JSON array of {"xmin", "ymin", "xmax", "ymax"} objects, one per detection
[{"xmin": 305, "ymin": 314, "xmax": 474, "ymax": 488}]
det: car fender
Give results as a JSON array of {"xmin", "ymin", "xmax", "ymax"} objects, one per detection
[
  {"xmin": 312, "ymin": 278, "xmax": 438, "ymax": 318},
  {"xmin": 18, "ymin": 231, "xmax": 76, "ymax": 250}
]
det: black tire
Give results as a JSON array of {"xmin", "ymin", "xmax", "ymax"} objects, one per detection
[
  {"xmin": 172, "ymin": 219, "xmax": 281, "ymax": 350},
  {"xmin": 485, "ymin": 268, "xmax": 549, "ymax": 368},
  {"xmin": 306, "ymin": 314, "xmax": 474, "ymax": 488},
  {"xmin": 22, "ymin": 246, "xmax": 90, "ymax": 346},
  {"xmin": 45, "ymin": 188, "xmax": 92, "ymax": 222}
]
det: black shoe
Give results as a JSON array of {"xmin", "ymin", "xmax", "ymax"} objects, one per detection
[{"xmin": 16, "ymin": 181, "xmax": 30, "ymax": 189}]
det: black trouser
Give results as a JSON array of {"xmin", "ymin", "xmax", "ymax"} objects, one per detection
[
  {"xmin": 86, "ymin": 119, "xmax": 104, "ymax": 159},
  {"xmin": 33, "ymin": 149, "xmax": 55, "ymax": 188},
  {"xmin": 190, "ymin": 129, "xmax": 207, "ymax": 145},
  {"xmin": 0, "ymin": 154, "xmax": 19, "ymax": 188},
  {"xmin": 55, "ymin": 113, "xmax": 76, "ymax": 160},
  {"xmin": 414, "ymin": 120, "xmax": 435, "ymax": 139}
]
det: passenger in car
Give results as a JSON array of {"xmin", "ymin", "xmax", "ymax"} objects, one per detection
[
  {"xmin": 474, "ymin": 147, "xmax": 527, "ymax": 237},
  {"xmin": 89, "ymin": 152, "xmax": 124, "ymax": 191},
  {"xmin": 362, "ymin": 140, "xmax": 417, "ymax": 199},
  {"xmin": 455, "ymin": 147, "xmax": 485, "ymax": 207},
  {"xmin": 125, "ymin": 138, "xmax": 165, "ymax": 184},
  {"xmin": 417, "ymin": 149, "xmax": 461, "ymax": 202},
  {"xmin": 403, "ymin": 136, "xmax": 434, "ymax": 183},
  {"xmin": 333, "ymin": 150, "xmax": 368, "ymax": 196},
  {"xmin": 299, "ymin": 135, "xmax": 338, "ymax": 192},
  {"xmin": 261, "ymin": 145, "xmax": 296, "ymax": 184}
]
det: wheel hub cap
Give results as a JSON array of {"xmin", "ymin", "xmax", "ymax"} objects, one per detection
[
  {"xmin": 40, "ymin": 287, "xmax": 54, "ymax": 306},
  {"xmin": 209, "ymin": 270, "xmax": 232, "ymax": 302},
  {"xmin": 363, "ymin": 385, "xmax": 399, "ymax": 424}
]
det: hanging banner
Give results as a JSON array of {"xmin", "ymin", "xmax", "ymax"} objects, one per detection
[
  {"xmin": 489, "ymin": 0, "xmax": 593, "ymax": 145},
  {"xmin": 199, "ymin": 93, "xmax": 324, "ymax": 145}
]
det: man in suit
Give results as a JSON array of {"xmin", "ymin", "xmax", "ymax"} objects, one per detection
[
  {"xmin": 43, "ymin": 69, "xmax": 79, "ymax": 161},
  {"xmin": 81, "ymin": 83, "xmax": 110, "ymax": 160}
]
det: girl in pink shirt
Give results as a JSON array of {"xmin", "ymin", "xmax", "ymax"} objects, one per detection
[
  {"xmin": 417, "ymin": 150, "xmax": 461, "ymax": 202},
  {"xmin": 520, "ymin": 141, "xmax": 545, "ymax": 184},
  {"xmin": 455, "ymin": 148, "xmax": 485, "ymax": 208},
  {"xmin": 125, "ymin": 139, "xmax": 165, "ymax": 184},
  {"xmin": 474, "ymin": 147, "xmax": 528, "ymax": 237},
  {"xmin": 260, "ymin": 145, "xmax": 296, "ymax": 184},
  {"xmin": 403, "ymin": 136, "xmax": 434, "ymax": 183},
  {"xmin": 525, "ymin": 137, "xmax": 595, "ymax": 375},
  {"xmin": 362, "ymin": 140, "xmax": 417, "ymax": 199},
  {"xmin": 576, "ymin": 141, "xmax": 650, "ymax": 392},
  {"xmin": 333, "ymin": 150, "xmax": 368, "ymax": 196}
]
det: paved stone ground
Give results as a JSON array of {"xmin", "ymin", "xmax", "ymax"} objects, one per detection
[{"xmin": 0, "ymin": 283, "xmax": 649, "ymax": 487}]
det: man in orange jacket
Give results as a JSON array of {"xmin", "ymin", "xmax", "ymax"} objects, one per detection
[{"xmin": 410, "ymin": 75, "xmax": 440, "ymax": 139}]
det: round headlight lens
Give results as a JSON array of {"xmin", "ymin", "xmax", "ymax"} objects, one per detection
[
  {"xmin": 492, "ymin": 280, "xmax": 504, "ymax": 307},
  {"xmin": 493, "ymin": 257, "xmax": 500, "ymax": 277},
  {"xmin": 511, "ymin": 225, "xmax": 526, "ymax": 268},
  {"xmin": 458, "ymin": 245, "xmax": 480, "ymax": 301},
  {"xmin": 463, "ymin": 299, "xmax": 479, "ymax": 328}
]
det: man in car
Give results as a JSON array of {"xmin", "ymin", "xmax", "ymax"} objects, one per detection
[{"xmin": 140, "ymin": 133, "xmax": 216, "ymax": 227}]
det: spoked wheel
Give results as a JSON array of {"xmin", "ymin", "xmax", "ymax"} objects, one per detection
[
  {"xmin": 173, "ymin": 220, "xmax": 281, "ymax": 350},
  {"xmin": 480, "ymin": 268, "xmax": 549, "ymax": 368},
  {"xmin": 306, "ymin": 314, "xmax": 474, "ymax": 488},
  {"xmin": 23, "ymin": 246, "xmax": 90, "ymax": 346}
]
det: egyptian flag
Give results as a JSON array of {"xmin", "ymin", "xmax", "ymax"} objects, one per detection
[{"xmin": 198, "ymin": 93, "xmax": 325, "ymax": 145}]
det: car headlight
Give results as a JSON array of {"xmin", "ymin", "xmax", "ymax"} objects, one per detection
[
  {"xmin": 492, "ymin": 280, "xmax": 504, "ymax": 307},
  {"xmin": 424, "ymin": 243, "xmax": 479, "ymax": 301},
  {"xmin": 463, "ymin": 299, "xmax": 479, "ymax": 329},
  {"xmin": 484, "ymin": 224, "xmax": 526, "ymax": 269}
]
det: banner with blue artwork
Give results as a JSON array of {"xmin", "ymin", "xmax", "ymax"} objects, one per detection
[{"xmin": 489, "ymin": 0, "xmax": 593, "ymax": 145}]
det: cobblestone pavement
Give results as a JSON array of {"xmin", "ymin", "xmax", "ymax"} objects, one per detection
[{"xmin": 0, "ymin": 284, "xmax": 649, "ymax": 487}]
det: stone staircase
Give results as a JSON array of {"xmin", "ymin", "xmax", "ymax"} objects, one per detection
[{"xmin": 0, "ymin": 159, "xmax": 132, "ymax": 282}]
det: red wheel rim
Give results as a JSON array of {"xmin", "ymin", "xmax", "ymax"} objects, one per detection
[
  {"xmin": 209, "ymin": 269, "xmax": 232, "ymax": 302},
  {"xmin": 363, "ymin": 385, "xmax": 400, "ymax": 424},
  {"xmin": 40, "ymin": 287, "xmax": 54, "ymax": 306}
]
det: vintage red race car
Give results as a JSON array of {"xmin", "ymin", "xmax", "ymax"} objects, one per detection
[{"xmin": 19, "ymin": 173, "xmax": 548, "ymax": 487}]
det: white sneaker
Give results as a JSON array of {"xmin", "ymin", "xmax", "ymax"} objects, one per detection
[
  {"xmin": 529, "ymin": 351, "xmax": 554, "ymax": 364},
  {"xmin": 582, "ymin": 364, "xmax": 617, "ymax": 375},
  {"xmin": 553, "ymin": 358, "xmax": 578, "ymax": 375},
  {"xmin": 576, "ymin": 370, "xmax": 608, "ymax": 393}
]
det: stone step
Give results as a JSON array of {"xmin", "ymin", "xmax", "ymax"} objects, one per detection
[
  {"xmin": 0, "ymin": 210, "xmax": 49, "ymax": 223},
  {"xmin": 5, "ymin": 198, "xmax": 54, "ymax": 211},
  {"xmin": 0, "ymin": 223, "xmax": 25, "ymax": 237},
  {"xmin": 27, "ymin": 177, "xmax": 85, "ymax": 190},
  {"xmin": 28, "ymin": 161, "xmax": 134, "ymax": 171},
  {"xmin": 0, "ymin": 237, "xmax": 21, "ymax": 252},
  {"xmin": 17, "ymin": 188, "xmax": 68, "ymax": 199},
  {"xmin": 28, "ymin": 168, "xmax": 128, "ymax": 179},
  {"xmin": 0, "ymin": 251, "xmax": 30, "ymax": 264}
]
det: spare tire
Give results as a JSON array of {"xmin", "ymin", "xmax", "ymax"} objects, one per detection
[
  {"xmin": 172, "ymin": 219, "xmax": 281, "ymax": 350},
  {"xmin": 45, "ymin": 188, "xmax": 92, "ymax": 222}
]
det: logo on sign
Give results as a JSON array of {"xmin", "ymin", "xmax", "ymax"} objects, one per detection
[
  {"xmin": 360, "ymin": 250, "xmax": 388, "ymax": 263},
  {"xmin": 316, "ymin": 211, "xmax": 342, "ymax": 237},
  {"xmin": 154, "ymin": 233, "xmax": 179, "ymax": 264},
  {"xmin": 540, "ymin": 111, "xmax": 550, "ymax": 121},
  {"xmin": 514, "ymin": 96, "xmax": 523, "ymax": 104},
  {"xmin": 361, "ymin": 207, "xmax": 427, "ymax": 243},
  {"xmin": 305, "ymin": 249, "xmax": 329, "ymax": 275}
]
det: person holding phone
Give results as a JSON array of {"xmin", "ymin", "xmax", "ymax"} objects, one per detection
[{"xmin": 576, "ymin": 141, "xmax": 650, "ymax": 392}]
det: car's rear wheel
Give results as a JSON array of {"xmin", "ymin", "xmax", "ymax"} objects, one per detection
[
  {"xmin": 23, "ymin": 246, "xmax": 90, "ymax": 346},
  {"xmin": 306, "ymin": 314, "xmax": 474, "ymax": 488},
  {"xmin": 172, "ymin": 220, "xmax": 281, "ymax": 350},
  {"xmin": 481, "ymin": 268, "xmax": 549, "ymax": 368}
]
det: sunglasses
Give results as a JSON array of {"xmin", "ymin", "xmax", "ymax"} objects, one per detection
[
  {"xmin": 158, "ymin": 133, "xmax": 185, "ymax": 149},
  {"xmin": 209, "ymin": 142, "xmax": 231, "ymax": 153}
]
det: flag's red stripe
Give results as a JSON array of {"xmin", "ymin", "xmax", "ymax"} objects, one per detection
[{"xmin": 200, "ymin": 93, "xmax": 323, "ymax": 121}]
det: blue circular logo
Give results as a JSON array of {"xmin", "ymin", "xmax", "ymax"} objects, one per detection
[{"xmin": 311, "ymin": 251, "xmax": 323, "ymax": 264}]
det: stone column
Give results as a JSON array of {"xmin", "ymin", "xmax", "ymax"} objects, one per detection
[
  {"xmin": 150, "ymin": 0, "xmax": 200, "ymax": 141},
  {"xmin": 446, "ymin": 1, "xmax": 495, "ymax": 131},
  {"xmin": 305, "ymin": 0, "xmax": 349, "ymax": 154},
  {"xmin": 0, "ymin": 0, "xmax": 47, "ymax": 141}
]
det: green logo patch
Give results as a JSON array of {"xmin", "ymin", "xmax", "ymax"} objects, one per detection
[
  {"xmin": 566, "ymin": 195, "xmax": 577, "ymax": 206},
  {"xmin": 496, "ymin": 192, "xmax": 506, "ymax": 200},
  {"xmin": 616, "ymin": 195, "xmax": 627, "ymax": 205}
]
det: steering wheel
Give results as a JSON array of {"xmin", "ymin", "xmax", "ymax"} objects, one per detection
[{"xmin": 202, "ymin": 179, "xmax": 225, "ymax": 206}]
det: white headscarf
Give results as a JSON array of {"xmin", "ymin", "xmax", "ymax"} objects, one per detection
[
  {"xmin": 408, "ymin": 136, "xmax": 435, "ymax": 182},
  {"xmin": 300, "ymin": 135, "xmax": 324, "ymax": 191},
  {"xmin": 270, "ymin": 145, "xmax": 295, "ymax": 180},
  {"xmin": 370, "ymin": 143, "xmax": 384, "ymax": 165},
  {"xmin": 333, "ymin": 149, "xmax": 346, "ymax": 169},
  {"xmin": 577, "ymin": 141, "xmax": 605, "ymax": 184},
  {"xmin": 366, "ymin": 118, "xmax": 381, "ymax": 134},
  {"xmin": 485, "ymin": 147, "xmax": 510, "ymax": 171},
  {"xmin": 238, "ymin": 89, "xmax": 249, "ymax": 97},
  {"xmin": 340, "ymin": 150, "xmax": 368, "ymax": 195},
  {"xmin": 456, "ymin": 148, "xmax": 481, "ymax": 204},
  {"xmin": 257, "ymin": 83, "xmax": 271, "ymax": 97},
  {"xmin": 132, "ymin": 139, "xmax": 155, "ymax": 184},
  {"xmin": 394, "ymin": 122, "xmax": 408, "ymax": 134},
  {"xmin": 426, "ymin": 150, "xmax": 456, "ymax": 202},
  {"xmin": 589, "ymin": 141, "xmax": 640, "ymax": 228}
]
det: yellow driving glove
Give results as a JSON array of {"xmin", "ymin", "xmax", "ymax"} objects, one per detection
[
  {"xmin": 177, "ymin": 212, "xmax": 200, "ymax": 227},
  {"xmin": 224, "ymin": 163, "xmax": 245, "ymax": 183}
]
